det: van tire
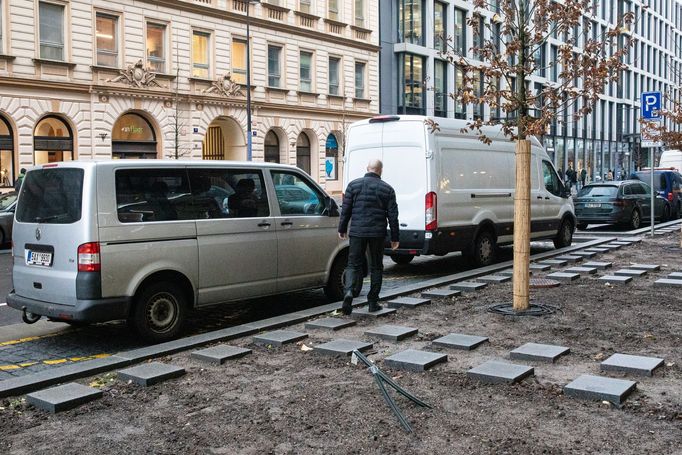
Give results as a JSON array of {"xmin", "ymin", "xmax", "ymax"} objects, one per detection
[
  {"xmin": 325, "ymin": 254, "xmax": 362, "ymax": 302},
  {"xmin": 130, "ymin": 282, "xmax": 186, "ymax": 343},
  {"xmin": 629, "ymin": 209, "xmax": 641, "ymax": 230},
  {"xmin": 553, "ymin": 219, "xmax": 574, "ymax": 249},
  {"xmin": 390, "ymin": 255, "xmax": 414, "ymax": 265},
  {"xmin": 576, "ymin": 222, "xmax": 588, "ymax": 230},
  {"xmin": 469, "ymin": 229, "xmax": 496, "ymax": 267}
]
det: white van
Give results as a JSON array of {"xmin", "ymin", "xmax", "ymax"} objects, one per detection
[
  {"xmin": 8, "ymin": 161, "xmax": 362, "ymax": 342},
  {"xmin": 343, "ymin": 115, "xmax": 576, "ymax": 266},
  {"xmin": 658, "ymin": 149, "xmax": 682, "ymax": 171}
]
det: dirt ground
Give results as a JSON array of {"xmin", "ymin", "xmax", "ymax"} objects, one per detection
[{"xmin": 1, "ymin": 234, "xmax": 681, "ymax": 454}]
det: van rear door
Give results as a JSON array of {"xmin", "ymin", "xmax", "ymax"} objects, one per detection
[{"xmin": 13, "ymin": 164, "xmax": 95, "ymax": 306}]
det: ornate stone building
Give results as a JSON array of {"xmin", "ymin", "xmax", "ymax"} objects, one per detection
[{"xmin": 0, "ymin": 0, "xmax": 379, "ymax": 192}]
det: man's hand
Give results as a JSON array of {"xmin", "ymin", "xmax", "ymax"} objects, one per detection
[
  {"xmin": 338, "ymin": 232, "xmax": 348, "ymax": 240},
  {"xmin": 391, "ymin": 241, "xmax": 399, "ymax": 250}
]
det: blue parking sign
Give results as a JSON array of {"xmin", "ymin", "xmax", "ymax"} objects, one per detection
[{"xmin": 641, "ymin": 91, "xmax": 662, "ymax": 120}]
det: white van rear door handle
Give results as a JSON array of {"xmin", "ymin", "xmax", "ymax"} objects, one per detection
[
  {"xmin": 281, "ymin": 221, "xmax": 293, "ymax": 227},
  {"xmin": 257, "ymin": 222, "xmax": 271, "ymax": 228}
]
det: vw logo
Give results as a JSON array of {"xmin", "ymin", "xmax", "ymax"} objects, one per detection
[{"xmin": 35, "ymin": 228, "xmax": 41, "ymax": 241}]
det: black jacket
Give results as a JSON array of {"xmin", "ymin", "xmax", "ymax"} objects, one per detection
[{"xmin": 338, "ymin": 172, "xmax": 399, "ymax": 241}]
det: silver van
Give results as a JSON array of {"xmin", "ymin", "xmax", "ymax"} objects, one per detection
[{"xmin": 8, "ymin": 161, "xmax": 360, "ymax": 341}]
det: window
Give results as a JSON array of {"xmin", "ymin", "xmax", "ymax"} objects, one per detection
[
  {"xmin": 187, "ymin": 169, "xmax": 270, "ymax": 219},
  {"xmin": 354, "ymin": 61, "xmax": 365, "ymax": 99},
  {"xmin": 399, "ymin": 53, "xmax": 424, "ymax": 114},
  {"xmin": 16, "ymin": 168, "xmax": 83, "ymax": 224},
  {"xmin": 268, "ymin": 45, "xmax": 282, "ymax": 87},
  {"xmin": 232, "ymin": 39, "xmax": 247, "ymax": 85},
  {"xmin": 39, "ymin": 2, "xmax": 65, "ymax": 60},
  {"xmin": 399, "ymin": 0, "xmax": 423, "ymax": 45},
  {"xmin": 146, "ymin": 22, "xmax": 166, "ymax": 73},
  {"xmin": 192, "ymin": 31, "xmax": 210, "ymax": 78},
  {"xmin": 329, "ymin": 57, "xmax": 340, "ymax": 95},
  {"xmin": 96, "ymin": 13, "xmax": 118, "ymax": 67},
  {"xmin": 454, "ymin": 66, "xmax": 465, "ymax": 119},
  {"xmin": 299, "ymin": 0, "xmax": 311, "ymax": 13},
  {"xmin": 272, "ymin": 171, "xmax": 325, "ymax": 216},
  {"xmin": 542, "ymin": 161, "xmax": 563, "ymax": 196},
  {"xmin": 434, "ymin": 2, "xmax": 446, "ymax": 51},
  {"xmin": 454, "ymin": 8, "xmax": 466, "ymax": 56},
  {"xmin": 355, "ymin": 0, "xmax": 365, "ymax": 27},
  {"xmin": 472, "ymin": 70, "xmax": 483, "ymax": 120},
  {"xmin": 300, "ymin": 51, "xmax": 313, "ymax": 92},
  {"xmin": 434, "ymin": 60, "xmax": 446, "ymax": 117},
  {"xmin": 115, "ymin": 169, "xmax": 192, "ymax": 223},
  {"xmin": 328, "ymin": 0, "xmax": 339, "ymax": 20}
]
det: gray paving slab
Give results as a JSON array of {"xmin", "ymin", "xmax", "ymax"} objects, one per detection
[
  {"xmin": 555, "ymin": 255, "xmax": 583, "ymax": 263},
  {"xmin": 654, "ymin": 278, "xmax": 682, "ymax": 288},
  {"xmin": 613, "ymin": 268, "xmax": 648, "ymax": 277},
  {"xmin": 304, "ymin": 318, "xmax": 357, "ymax": 331},
  {"xmin": 584, "ymin": 248, "xmax": 609, "ymax": 253},
  {"xmin": 313, "ymin": 339, "xmax": 373, "ymax": 357},
  {"xmin": 510, "ymin": 343, "xmax": 570, "ymax": 363},
  {"xmin": 421, "ymin": 288, "xmax": 461, "ymax": 298},
  {"xmin": 450, "ymin": 281, "xmax": 488, "ymax": 292},
  {"xmin": 26, "ymin": 383, "xmax": 103, "ymax": 413},
  {"xmin": 499, "ymin": 268, "xmax": 534, "ymax": 276},
  {"xmin": 602, "ymin": 243, "xmax": 623, "ymax": 250},
  {"xmin": 582, "ymin": 261, "xmax": 613, "ymax": 270},
  {"xmin": 117, "ymin": 362, "xmax": 186, "ymax": 387},
  {"xmin": 387, "ymin": 296, "xmax": 431, "ymax": 309},
  {"xmin": 467, "ymin": 360, "xmax": 534, "ymax": 384},
  {"xmin": 537, "ymin": 259, "xmax": 568, "ymax": 267},
  {"xmin": 191, "ymin": 346, "xmax": 252, "ymax": 365},
  {"xmin": 351, "ymin": 306, "xmax": 397, "ymax": 318},
  {"xmin": 529, "ymin": 263, "xmax": 551, "ymax": 271},
  {"xmin": 364, "ymin": 325, "xmax": 418, "ymax": 342},
  {"xmin": 564, "ymin": 266, "xmax": 598, "ymax": 275},
  {"xmin": 564, "ymin": 374, "xmax": 637, "ymax": 405},
  {"xmin": 668, "ymin": 272, "xmax": 682, "ymax": 279},
  {"xmin": 572, "ymin": 251, "xmax": 597, "ymax": 258},
  {"xmin": 628, "ymin": 264, "xmax": 661, "ymax": 272},
  {"xmin": 253, "ymin": 330, "xmax": 308, "ymax": 347},
  {"xmin": 383, "ymin": 349, "xmax": 448, "ymax": 372},
  {"xmin": 618, "ymin": 237, "xmax": 643, "ymax": 242},
  {"xmin": 601, "ymin": 353, "xmax": 665, "ymax": 376},
  {"xmin": 477, "ymin": 274, "xmax": 512, "ymax": 284},
  {"xmin": 546, "ymin": 272, "xmax": 580, "ymax": 282},
  {"xmin": 611, "ymin": 241, "xmax": 633, "ymax": 246},
  {"xmin": 432, "ymin": 333, "xmax": 489, "ymax": 351},
  {"xmin": 599, "ymin": 275, "xmax": 633, "ymax": 285}
]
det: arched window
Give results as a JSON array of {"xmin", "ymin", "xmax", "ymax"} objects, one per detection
[
  {"xmin": 296, "ymin": 133, "xmax": 311, "ymax": 175},
  {"xmin": 112, "ymin": 113, "xmax": 158, "ymax": 159},
  {"xmin": 264, "ymin": 130, "xmax": 280, "ymax": 163},
  {"xmin": 325, "ymin": 133, "xmax": 338, "ymax": 180},
  {"xmin": 0, "ymin": 116, "xmax": 14, "ymax": 187},
  {"xmin": 34, "ymin": 116, "xmax": 74, "ymax": 165}
]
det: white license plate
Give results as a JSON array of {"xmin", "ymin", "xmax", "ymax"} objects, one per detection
[
  {"xmin": 26, "ymin": 250, "xmax": 52, "ymax": 267},
  {"xmin": 585, "ymin": 203, "xmax": 602, "ymax": 208}
]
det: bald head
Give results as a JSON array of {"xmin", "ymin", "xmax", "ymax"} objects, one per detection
[{"xmin": 367, "ymin": 159, "xmax": 383, "ymax": 176}]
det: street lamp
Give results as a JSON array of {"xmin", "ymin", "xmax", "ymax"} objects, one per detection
[{"xmin": 246, "ymin": 0, "xmax": 260, "ymax": 161}]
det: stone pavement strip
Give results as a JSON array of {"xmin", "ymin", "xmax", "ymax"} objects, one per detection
[
  {"xmin": 510, "ymin": 343, "xmax": 570, "ymax": 363},
  {"xmin": 654, "ymin": 278, "xmax": 682, "ymax": 288},
  {"xmin": 564, "ymin": 374, "xmax": 637, "ymax": 405},
  {"xmin": 191, "ymin": 346, "xmax": 252, "ymax": 365},
  {"xmin": 432, "ymin": 333, "xmax": 489, "ymax": 351},
  {"xmin": 364, "ymin": 325, "xmax": 418, "ymax": 342},
  {"xmin": 421, "ymin": 288, "xmax": 461, "ymax": 298},
  {"xmin": 383, "ymin": 349, "xmax": 448, "ymax": 372},
  {"xmin": 304, "ymin": 318, "xmax": 356, "ymax": 331},
  {"xmin": 351, "ymin": 307, "xmax": 397, "ymax": 318},
  {"xmin": 477, "ymin": 275, "xmax": 512, "ymax": 284},
  {"xmin": 600, "ymin": 353, "xmax": 665, "ymax": 377},
  {"xmin": 117, "ymin": 362, "xmax": 186, "ymax": 387},
  {"xmin": 387, "ymin": 297, "xmax": 431, "ymax": 309},
  {"xmin": 564, "ymin": 266, "xmax": 598, "ymax": 275},
  {"xmin": 555, "ymin": 255, "xmax": 583, "ymax": 263},
  {"xmin": 537, "ymin": 259, "xmax": 568, "ymax": 268},
  {"xmin": 613, "ymin": 269, "xmax": 648, "ymax": 277},
  {"xmin": 582, "ymin": 261, "xmax": 613, "ymax": 270},
  {"xmin": 450, "ymin": 281, "xmax": 487, "ymax": 292},
  {"xmin": 467, "ymin": 360, "xmax": 534, "ymax": 384},
  {"xmin": 253, "ymin": 330, "xmax": 308, "ymax": 347},
  {"xmin": 546, "ymin": 272, "xmax": 580, "ymax": 282},
  {"xmin": 628, "ymin": 263, "xmax": 661, "ymax": 271},
  {"xmin": 26, "ymin": 382, "xmax": 102, "ymax": 414},
  {"xmin": 598, "ymin": 275, "xmax": 633, "ymax": 285},
  {"xmin": 529, "ymin": 263, "xmax": 552, "ymax": 271},
  {"xmin": 313, "ymin": 339, "xmax": 373, "ymax": 357}
]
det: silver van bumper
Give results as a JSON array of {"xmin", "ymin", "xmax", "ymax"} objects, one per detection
[{"xmin": 7, "ymin": 291, "xmax": 131, "ymax": 323}]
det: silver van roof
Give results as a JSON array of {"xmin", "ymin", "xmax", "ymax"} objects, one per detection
[{"xmin": 27, "ymin": 160, "xmax": 303, "ymax": 171}]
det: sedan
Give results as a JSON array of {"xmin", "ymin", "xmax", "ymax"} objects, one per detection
[
  {"xmin": 0, "ymin": 191, "xmax": 17, "ymax": 245},
  {"xmin": 574, "ymin": 180, "xmax": 668, "ymax": 230}
]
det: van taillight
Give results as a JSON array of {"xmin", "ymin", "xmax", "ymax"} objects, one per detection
[
  {"xmin": 668, "ymin": 192, "xmax": 674, "ymax": 202},
  {"xmin": 78, "ymin": 242, "xmax": 101, "ymax": 272},
  {"xmin": 425, "ymin": 192, "xmax": 438, "ymax": 231}
]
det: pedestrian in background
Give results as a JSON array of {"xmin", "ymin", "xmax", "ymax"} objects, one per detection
[
  {"xmin": 14, "ymin": 168, "xmax": 26, "ymax": 191},
  {"xmin": 338, "ymin": 159, "xmax": 399, "ymax": 315},
  {"xmin": 580, "ymin": 168, "xmax": 587, "ymax": 189}
]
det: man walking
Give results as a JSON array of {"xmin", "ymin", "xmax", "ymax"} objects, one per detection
[{"xmin": 338, "ymin": 159, "xmax": 399, "ymax": 315}]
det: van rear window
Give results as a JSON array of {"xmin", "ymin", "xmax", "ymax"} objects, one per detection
[{"xmin": 16, "ymin": 168, "xmax": 84, "ymax": 224}]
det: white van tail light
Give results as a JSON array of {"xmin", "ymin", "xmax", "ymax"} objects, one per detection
[
  {"xmin": 78, "ymin": 242, "xmax": 101, "ymax": 272},
  {"xmin": 425, "ymin": 192, "xmax": 438, "ymax": 231}
]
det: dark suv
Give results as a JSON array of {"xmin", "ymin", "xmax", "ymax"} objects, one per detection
[{"xmin": 634, "ymin": 169, "xmax": 682, "ymax": 219}]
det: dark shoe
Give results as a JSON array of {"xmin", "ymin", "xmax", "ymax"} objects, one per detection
[
  {"xmin": 368, "ymin": 302, "xmax": 383, "ymax": 312},
  {"xmin": 341, "ymin": 293, "xmax": 353, "ymax": 315}
]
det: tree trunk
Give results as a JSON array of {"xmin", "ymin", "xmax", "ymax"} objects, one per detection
[{"xmin": 512, "ymin": 139, "xmax": 531, "ymax": 311}]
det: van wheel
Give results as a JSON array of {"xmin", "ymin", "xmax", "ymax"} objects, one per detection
[
  {"xmin": 131, "ymin": 282, "xmax": 186, "ymax": 343},
  {"xmin": 553, "ymin": 219, "xmax": 574, "ymax": 249},
  {"xmin": 629, "ymin": 209, "xmax": 641, "ymax": 230},
  {"xmin": 469, "ymin": 230, "xmax": 496, "ymax": 267},
  {"xmin": 324, "ymin": 254, "xmax": 362, "ymax": 302},
  {"xmin": 390, "ymin": 255, "xmax": 414, "ymax": 265}
]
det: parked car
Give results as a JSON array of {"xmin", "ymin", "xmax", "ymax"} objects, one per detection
[
  {"xmin": 8, "ymin": 161, "xmax": 364, "ymax": 342},
  {"xmin": 0, "ymin": 191, "xmax": 17, "ymax": 245},
  {"xmin": 574, "ymin": 180, "xmax": 668, "ymax": 230},
  {"xmin": 344, "ymin": 115, "xmax": 576, "ymax": 266},
  {"xmin": 633, "ymin": 169, "xmax": 682, "ymax": 218}
]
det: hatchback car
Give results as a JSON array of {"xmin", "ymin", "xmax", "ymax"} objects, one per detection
[
  {"xmin": 574, "ymin": 180, "xmax": 667, "ymax": 230},
  {"xmin": 0, "ymin": 191, "xmax": 17, "ymax": 245}
]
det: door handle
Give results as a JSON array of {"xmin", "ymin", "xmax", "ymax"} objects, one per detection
[
  {"xmin": 257, "ymin": 222, "xmax": 271, "ymax": 227},
  {"xmin": 281, "ymin": 221, "xmax": 293, "ymax": 227},
  {"xmin": 544, "ymin": 197, "xmax": 550, "ymax": 200},
  {"xmin": 537, "ymin": 196, "xmax": 543, "ymax": 200}
]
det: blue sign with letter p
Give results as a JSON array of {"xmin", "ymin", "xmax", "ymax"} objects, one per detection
[{"xmin": 641, "ymin": 91, "xmax": 662, "ymax": 120}]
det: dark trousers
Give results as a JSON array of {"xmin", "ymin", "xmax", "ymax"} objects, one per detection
[{"xmin": 344, "ymin": 236, "xmax": 384, "ymax": 303}]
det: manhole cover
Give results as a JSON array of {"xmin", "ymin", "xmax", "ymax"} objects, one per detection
[
  {"xmin": 487, "ymin": 303, "xmax": 559, "ymax": 316},
  {"xmin": 529, "ymin": 278, "xmax": 561, "ymax": 288}
]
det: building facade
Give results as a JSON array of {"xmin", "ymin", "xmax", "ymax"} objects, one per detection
[
  {"xmin": 0, "ymin": 0, "xmax": 379, "ymax": 193},
  {"xmin": 379, "ymin": 0, "xmax": 682, "ymax": 182}
]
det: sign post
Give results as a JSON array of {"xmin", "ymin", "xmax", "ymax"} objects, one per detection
[{"xmin": 640, "ymin": 91, "xmax": 662, "ymax": 237}]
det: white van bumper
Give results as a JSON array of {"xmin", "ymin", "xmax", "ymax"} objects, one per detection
[{"xmin": 7, "ymin": 291, "xmax": 131, "ymax": 323}]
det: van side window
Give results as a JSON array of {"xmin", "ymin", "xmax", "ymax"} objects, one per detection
[
  {"xmin": 188, "ymin": 169, "xmax": 270, "ymax": 219},
  {"xmin": 116, "ymin": 169, "xmax": 192, "ymax": 223},
  {"xmin": 541, "ymin": 161, "xmax": 562, "ymax": 197},
  {"xmin": 271, "ymin": 171, "xmax": 325, "ymax": 216}
]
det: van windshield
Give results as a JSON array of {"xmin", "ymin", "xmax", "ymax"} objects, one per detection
[{"xmin": 16, "ymin": 168, "xmax": 84, "ymax": 224}]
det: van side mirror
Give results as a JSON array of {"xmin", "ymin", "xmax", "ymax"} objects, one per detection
[{"xmin": 326, "ymin": 197, "xmax": 339, "ymax": 217}]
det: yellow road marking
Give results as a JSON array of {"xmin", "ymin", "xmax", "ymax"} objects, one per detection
[
  {"xmin": 0, "ymin": 332, "xmax": 61, "ymax": 347},
  {"xmin": 0, "ymin": 353, "xmax": 111, "ymax": 371},
  {"xmin": 43, "ymin": 359, "xmax": 67, "ymax": 365},
  {"xmin": 0, "ymin": 365, "xmax": 20, "ymax": 371}
]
